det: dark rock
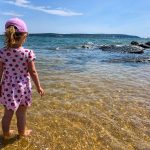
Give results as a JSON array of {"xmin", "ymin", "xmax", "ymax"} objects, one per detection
[
  {"xmin": 81, "ymin": 42, "xmax": 95, "ymax": 49},
  {"xmin": 131, "ymin": 41, "xmax": 139, "ymax": 46},
  {"xmin": 145, "ymin": 41, "xmax": 150, "ymax": 46},
  {"xmin": 139, "ymin": 44, "xmax": 150, "ymax": 48},
  {"xmin": 99, "ymin": 45, "xmax": 144, "ymax": 54},
  {"xmin": 131, "ymin": 41, "xmax": 150, "ymax": 48},
  {"xmin": 81, "ymin": 45, "xmax": 91, "ymax": 49}
]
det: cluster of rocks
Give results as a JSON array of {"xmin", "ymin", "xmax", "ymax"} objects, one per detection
[
  {"xmin": 81, "ymin": 41, "xmax": 150, "ymax": 54},
  {"xmin": 131, "ymin": 41, "xmax": 150, "ymax": 48},
  {"xmin": 99, "ymin": 45, "xmax": 144, "ymax": 54}
]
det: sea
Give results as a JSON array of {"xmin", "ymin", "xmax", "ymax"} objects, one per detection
[{"xmin": 0, "ymin": 34, "xmax": 150, "ymax": 150}]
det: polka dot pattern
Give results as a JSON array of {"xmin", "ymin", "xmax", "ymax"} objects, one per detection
[{"xmin": 0, "ymin": 47, "xmax": 36, "ymax": 111}]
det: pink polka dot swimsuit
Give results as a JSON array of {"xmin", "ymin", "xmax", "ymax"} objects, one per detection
[{"xmin": 0, "ymin": 47, "xmax": 36, "ymax": 111}]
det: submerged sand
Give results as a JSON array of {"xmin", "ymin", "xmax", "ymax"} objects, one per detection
[{"xmin": 0, "ymin": 64, "xmax": 150, "ymax": 150}]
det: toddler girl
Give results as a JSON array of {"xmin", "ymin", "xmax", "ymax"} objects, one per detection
[{"xmin": 0, "ymin": 18, "xmax": 44, "ymax": 139}]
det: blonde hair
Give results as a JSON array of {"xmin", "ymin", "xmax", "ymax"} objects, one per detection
[{"xmin": 5, "ymin": 26, "xmax": 23, "ymax": 48}]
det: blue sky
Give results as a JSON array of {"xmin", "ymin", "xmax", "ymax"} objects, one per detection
[{"xmin": 0, "ymin": 0, "xmax": 150, "ymax": 37}]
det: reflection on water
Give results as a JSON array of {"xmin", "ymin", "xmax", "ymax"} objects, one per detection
[{"xmin": 0, "ymin": 61, "xmax": 150, "ymax": 150}]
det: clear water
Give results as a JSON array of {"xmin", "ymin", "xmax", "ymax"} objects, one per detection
[{"xmin": 0, "ymin": 35, "xmax": 150, "ymax": 150}]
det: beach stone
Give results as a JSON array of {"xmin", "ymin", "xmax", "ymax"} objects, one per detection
[
  {"xmin": 131, "ymin": 41, "xmax": 150, "ymax": 48},
  {"xmin": 139, "ymin": 44, "xmax": 150, "ymax": 48},
  {"xmin": 81, "ymin": 42, "xmax": 95, "ymax": 49},
  {"xmin": 81, "ymin": 45, "xmax": 91, "ymax": 49},
  {"xmin": 145, "ymin": 41, "xmax": 150, "ymax": 46},
  {"xmin": 131, "ymin": 41, "xmax": 139, "ymax": 46},
  {"xmin": 99, "ymin": 45, "xmax": 144, "ymax": 54}
]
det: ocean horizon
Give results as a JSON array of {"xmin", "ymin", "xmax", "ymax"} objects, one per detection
[{"xmin": 0, "ymin": 33, "xmax": 141, "ymax": 38}]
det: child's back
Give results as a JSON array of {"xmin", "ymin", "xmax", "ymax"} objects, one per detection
[{"xmin": 0, "ymin": 47, "xmax": 35, "ymax": 110}]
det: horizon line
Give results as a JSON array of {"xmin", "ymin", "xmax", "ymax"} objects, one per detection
[{"xmin": 0, "ymin": 32, "xmax": 147, "ymax": 38}]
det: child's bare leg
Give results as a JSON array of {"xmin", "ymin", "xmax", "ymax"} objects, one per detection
[
  {"xmin": 2, "ymin": 107, "xmax": 14, "ymax": 138},
  {"xmin": 16, "ymin": 105, "xmax": 32, "ymax": 136}
]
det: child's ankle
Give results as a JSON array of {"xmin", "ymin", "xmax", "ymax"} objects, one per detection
[
  {"xmin": 3, "ymin": 133, "xmax": 10, "ymax": 139},
  {"xmin": 3, "ymin": 132, "xmax": 10, "ymax": 136},
  {"xmin": 3, "ymin": 130, "xmax": 15, "ymax": 139}
]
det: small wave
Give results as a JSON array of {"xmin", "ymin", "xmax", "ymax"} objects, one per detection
[
  {"xmin": 45, "ymin": 46, "xmax": 79, "ymax": 50},
  {"xmin": 43, "ymin": 41, "xmax": 98, "ymax": 50}
]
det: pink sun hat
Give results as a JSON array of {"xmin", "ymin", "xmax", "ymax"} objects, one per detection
[{"xmin": 5, "ymin": 18, "xmax": 28, "ymax": 33}]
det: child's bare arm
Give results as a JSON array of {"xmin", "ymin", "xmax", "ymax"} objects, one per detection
[{"xmin": 28, "ymin": 61, "xmax": 44, "ymax": 96}]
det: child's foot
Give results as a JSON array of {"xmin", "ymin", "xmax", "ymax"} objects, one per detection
[
  {"xmin": 24, "ymin": 130, "xmax": 32, "ymax": 136},
  {"xmin": 19, "ymin": 129, "xmax": 32, "ymax": 137},
  {"xmin": 3, "ymin": 130, "xmax": 15, "ymax": 140}
]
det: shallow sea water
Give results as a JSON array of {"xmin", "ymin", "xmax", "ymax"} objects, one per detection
[{"xmin": 0, "ymin": 35, "xmax": 150, "ymax": 149}]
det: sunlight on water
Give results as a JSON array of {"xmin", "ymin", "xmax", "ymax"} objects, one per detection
[{"xmin": 0, "ymin": 62, "xmax": 150, "ymax": 150}]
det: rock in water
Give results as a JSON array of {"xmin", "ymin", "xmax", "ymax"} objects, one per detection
[
  {"xmin": 145, "ymin": 41, "xmax": 150, "ymax": 46},
  {"xmin": 131, "ymin": 41, "xmax": 150, "ymax": 48},
  {"xmin": 131, "ymin": 41, "xmax": 139, "ymax": 46},
  {"xmin": 139, "ymin": 44, "xmax": 150, "ymax": 48},
  {"xmin": 99, "ymin": 45, "xmax": 144, "ymax": 54}
]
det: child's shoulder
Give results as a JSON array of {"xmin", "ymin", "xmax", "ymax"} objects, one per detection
[
  {"xmin": 22, "ymin": 48, "xmax": 36, "ymax": 60},
  {"xmin": 22, "ymin": 47, "xmax": 34, "ymax": 53},
  {"xmin": 22, "ymin": 48, "xmax": 36, "ymax": 62}
]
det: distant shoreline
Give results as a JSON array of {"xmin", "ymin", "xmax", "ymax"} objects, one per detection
[
  {"xmin": 0, "ymin": 33, "xmax": 140, "ymax": 38},
  {"xmin": 29, "ymin": 33, "xmax": 140, "ymax": 38}
]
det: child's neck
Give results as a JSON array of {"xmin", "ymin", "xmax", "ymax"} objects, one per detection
[{"xmin": 11, "ymin": 44, "xmax": 22, "ymax": 49}]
